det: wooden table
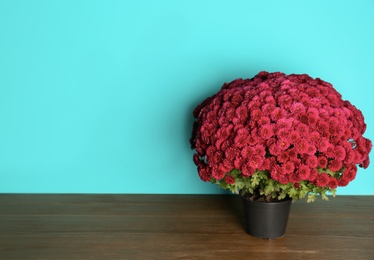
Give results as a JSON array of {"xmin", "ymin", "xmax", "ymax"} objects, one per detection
[{"xmin": 0, "ymin": 194, "xmax": 373, "ymax": 259}]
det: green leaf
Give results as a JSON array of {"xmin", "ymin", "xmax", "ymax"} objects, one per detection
[
  {"xmin": 288, "ymin": 187, "xmax": 297, "ymax": 198},
  {"xmin": 264, "ymin": 181, "xmax": 275, "ymax": 195},
  {"xmin": 321, "ymin": 192, "xmax": 329, "ymax": 201},
  {"xmin": 307, "ymin": 193, "xmax": 316, "ymax": 203}
]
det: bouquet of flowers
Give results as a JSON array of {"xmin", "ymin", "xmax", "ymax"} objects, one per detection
[{"xmin": 190, "ymin": 71, "xmax": 372, "ymax": 202}]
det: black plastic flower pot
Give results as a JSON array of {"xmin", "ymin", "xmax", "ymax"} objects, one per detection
[{"xmin": 241, "ymin": 196, "xmax": 292, "ymax": 239}]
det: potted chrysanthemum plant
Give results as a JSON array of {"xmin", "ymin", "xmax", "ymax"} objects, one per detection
[{"xmin": 190, "ymin": 71, "xmax": 372, "ymax": 239}]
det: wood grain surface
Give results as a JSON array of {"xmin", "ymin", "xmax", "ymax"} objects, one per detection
[{"xmin": 0, "ymin": 194, "xmax": 373, "ymax": 259}]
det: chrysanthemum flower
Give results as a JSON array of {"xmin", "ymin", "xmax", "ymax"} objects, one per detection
[{"xmin": 190, "ymin": 71, "xmax": 372, "ymax": 201}]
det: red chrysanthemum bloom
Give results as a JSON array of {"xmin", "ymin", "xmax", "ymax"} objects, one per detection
[
  {"xmin": 317, "ymin": 156, "xmax": 328, "ymax": 168},
  {"xmin": 236, "ymin": 105, "xmax": 248, "ymax": 120},
  {"xmin": 308, "ymin": 168, "xmax": 318, "ymax": 182},
  {"xmin": 329, "ymin": 117, "xmax": 340, "ymax": 129},
  {"xmin": 270, "ymin": 107, "xmax": 286, "ymax": 121},
  {"xmin": 258, "ymin": 116, "xmax": 271, "ymax": 125},
  {"xmin": 231, "ymin": 92, "xmax": 244, "ymax": 106},
  {"xmin": 271, "ymin": 166, "xmax": 288, "ymax": 184},
  {"xmin": 198, "ymin": 166, "xmax": 211, "ymax": 182},
  {"xmin": 211, "ymin": 167, "xmax": 225, "ymax": 180},
  {"xmin": 338, "ymin": 177, "xmax": 350, "ymax": 187},
  {"xmin": 335, "ymin": 145, "xmax": 347, "ymax": 161},
  {"xmin": 253, "ymin": 144, "xmax": 266, "ymax": 157},
  {"xmin": 287, "ymin": 148, "xmax": 297, "ymax": 159},
  {"xmin": 316, "ymin": 137, "xmax": 330, "ymax": 152},
  {"xmin": 277, "ymin": 151, "xmax": 289, "ymax": 163},
  {"xmin": 249, "ymin": 154, "xmax": 264, "ymax": 169},
  {"xmin": 283, "ymin": 161, "xmax": 295, "ymax": 173},
  {"xmin": 250, "ymin": 109, "xmax": 262, "ymax": 121},
  {"xmin": 261, "ymin": 103, "xmax": 276, "ymax": 115},
  {"xmin": 307, "ymin": 113, "xmax": 318, "ymax": 127},
  {"xmin": 234, "ymin": 156, "xmax": 246, "ymax": 169},
  {"xmin": 344, "ymin": 149, "xmax": 355, "ymax": 164},
  {"xmin": 297, "ymin": 164, "xmax": 311, "ymax": 180},
  {"xmin": 307, "ymin": 107, "xmax": 319, "ymax": 116},
  {"xmin": 289, "ymin": 131, "xmax": 301, "ymax": 144},
  {"xmin": 259, "ymin": 157, "xmax": 274, "ymax": 171},
  {"xmin": 240, "ymin": 146, "xmax": 252, "ymax": 158},
  {"xmin": 234, "ymin": 134, "xmax": 248, "ymax": 148},
  {"xmin": 361, "ymin": 157, "xmax": 371, "ymax": 169},
  {"xmin": 242, "ymin": 163, "xmax": 255, "ymax": 177},
  {"xmin": 276, "ymin": 129, "xmax": 291, "ymax": 140},
  {"xmin": 294, "ymin": 138, "xmax": 309, "ymax": 154},
  {"xmin": 259, "ymin": 124, "xmax": 274, "ymax": 139},
  {"xmin": 316, "ymin": 122, "xmax": 330, "ymax": 137},
  {"xmin": 277, "ymin": 94, "xmax": 293, "ymax": 109},
  {"xmin": 325, "ymin": 145, "xmax": 336, "ymax": 159},
  {"xmin": 224, "ymin": 147, "xmax": 237, "ymax": 161},
  {"xmin": 248, "ymin": 129, "xmax": 261, "ymax": 145},
  {"xmin": 306, "ymin": 155, "xmax": 318, "ymax": 168},
  {"xmin": 296, "ymin": 123, "xmax": 309, "ymax": 135},
  {"xmin": 277, "ymin": 138, "xmax": 290, "ymax": 151},
  {"xmin": 343, "ymin": 167, "xmax": 357, "ymax": 182},
  {"xmin": 328, "ymin": 177, "xmax": 338, "ymax": 189},
  {"xmin": 277, "ymin": 118, "xmax": 294, "ymax": 129},
  {"xmin": 315, "ymin": 173, "xmax": 330, "ymax": 187},
  {"xmin": 290, "ymin": 102, "xmax": 306, "ymax": 115},
  {"xmin": 224, "ymin": 175, "xmax": 235, "ymax": 184},
  {"xmin": 269, "ymin": 143, "xmax": 281, "ymax": 156},
  {"xmin": 305, "ymin": 144, "xmax": 317, "ymax": 156},
  {"xmin": 193, "ymin": 153, "xmax": 201, "ymax": 166},
  {"xmin": 222, "ymin": 159, "xmax": 234, "ymax": 170},
  {"xmin": 328, "ymin": 159, "xmax": 343, "ymax": 172},
  {"xmin": 225, "ymin": 107, "xmax": 236, "ymax": 119}
]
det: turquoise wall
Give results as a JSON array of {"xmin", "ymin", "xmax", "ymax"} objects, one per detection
[{"xmin": 0, "ymin": 0, "xmax": 373, "ymax": 194}]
